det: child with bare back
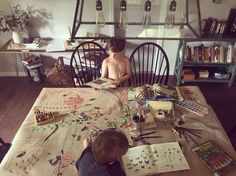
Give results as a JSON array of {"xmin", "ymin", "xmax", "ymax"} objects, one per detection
[{"xmin": 101, "ymin": 38, "xmax": 131, "ymax": 87}]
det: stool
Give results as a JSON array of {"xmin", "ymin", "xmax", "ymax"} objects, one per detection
[{"xmin": 24, "ymin": 63, "xmax": 45, "ymax": 84}]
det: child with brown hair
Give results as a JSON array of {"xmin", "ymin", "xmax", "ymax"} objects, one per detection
[
  {"xmin": 101, "ymin": 37, "xmax": 131, "ymax": 87},
  {"xmin": 76, "ymin": 128, "xmax": 129, "ymax": 176}
]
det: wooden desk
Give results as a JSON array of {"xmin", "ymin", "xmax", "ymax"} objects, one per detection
[
  {"xmin": 0, "ymin": 39, "xmax": 107, "ymax": 53},
  {"xmin": 0, "ymin": 39, "xmax": 107, "ymax": 76},
  {"xmin": 0, "ymin": 39, "xmax": 75, "ymax": 76},
  {"xmin": 0, "ymin": 86, "xmax": 235, "ymax": 176}
]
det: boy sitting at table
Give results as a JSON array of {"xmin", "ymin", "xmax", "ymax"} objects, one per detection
[
  {"xmin": 101, "ymin": 37, "xmax": 131, "ymax": 87},
  {"xmin": 76, "ymin": 128, "xmax": 129, "ymax": 176}
]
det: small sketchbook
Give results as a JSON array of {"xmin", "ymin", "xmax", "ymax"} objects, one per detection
[
  {"xmin": 122, "ymin": 142, "xmax": 190, "ymax": 176},
  {"xmin": 86, "ymin": 78, "xmax": 114, "ymax": 89},
  {"xmin": 192, "ymin": 140, "xmax": 236, "ymax": 176}
]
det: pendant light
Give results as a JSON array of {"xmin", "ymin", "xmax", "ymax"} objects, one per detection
[
  {"xmin": 95, "ymin": 0, "xmax": 105, "ymax": 28},
  {"xmin": 141, "ymin": 0, "xmax": 152, "ymax": 28},
  {"xmin": 165, "ymin": 0, "xmax": 177, "ymax": 29},
  {"xmin": 119, "ymin": 0, "xmax": 128, "ymax": 30}
]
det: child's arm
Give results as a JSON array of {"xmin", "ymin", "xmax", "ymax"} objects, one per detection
[
  {"xmin": 113, "ymin": 58, "xmax": 131, "ymax": 86},
  {"xmin": 101, "ymin": 59, "xmax": 108, "ymax": 78},
  {"xmin": 83, "ymin": 137, "xmax": 92, "ymax": 149}
]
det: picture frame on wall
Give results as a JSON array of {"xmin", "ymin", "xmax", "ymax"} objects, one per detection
[{"xmin": 223, "ymin": 8, "xmax": 236, "ymax": 38}]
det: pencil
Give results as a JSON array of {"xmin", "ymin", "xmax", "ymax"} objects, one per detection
[{"xmin": 171, "ymin": 128, "xmax": 180, "ymax": 135}]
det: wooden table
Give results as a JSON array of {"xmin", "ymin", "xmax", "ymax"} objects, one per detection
[{"xmin": 0, "ymin": 86, "xmax": 235, "ymax": 176}]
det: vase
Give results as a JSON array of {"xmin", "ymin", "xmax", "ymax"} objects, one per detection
[{"xmin": 12, "ymin": 29, "xmax": 23, "ymax": 44}]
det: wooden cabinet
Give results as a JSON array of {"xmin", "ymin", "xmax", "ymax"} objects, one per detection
[{"xmin": 175, "ymin": 38, "xmax": 236, "ymax": 87}]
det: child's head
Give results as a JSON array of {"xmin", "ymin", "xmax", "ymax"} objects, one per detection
[
  {"xmin": 92, "ymin": 128, "xmax": 129, "ymax": 164},
  {"xmin": 108, "ymin": 38, "xmax": 126, "ymax": 53}
]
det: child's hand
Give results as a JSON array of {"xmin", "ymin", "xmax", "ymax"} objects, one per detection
[
  {"xmin": 112, "ymin": 79, "xmax": 121, "ymax": 86},
  {"xmin": 105, "ymin": 84, "xmax": 117, "ymax": 89},
  {"xmin": 83, "ymin": 137, "xmax": 92, "ymax": 149}
]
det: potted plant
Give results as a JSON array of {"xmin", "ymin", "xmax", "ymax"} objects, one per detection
[{"xmin": 0, "ymin": 4, "xmax": 31, "ymax": 44}]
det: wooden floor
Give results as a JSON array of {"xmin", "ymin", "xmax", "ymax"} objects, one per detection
[
  {"xmin": 0, "ymin": 77, "xmax": 43, "ymax": 142},
  {"xmin": 0, "ymin": 77, "xmax": 236, "ymax": 150}
]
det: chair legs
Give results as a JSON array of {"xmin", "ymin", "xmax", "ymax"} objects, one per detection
[{"xmin": 0, "ymin": 138, "xmax": 11, "ymax": 163}]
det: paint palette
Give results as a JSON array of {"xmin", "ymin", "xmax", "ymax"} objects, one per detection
[
  {"xmin": 192, "ymin": 140, "xmax": 236, "ymax": 176},
  {"xmin": 175, "ymin": 100, "xmax": 208, "ymax": 117}
]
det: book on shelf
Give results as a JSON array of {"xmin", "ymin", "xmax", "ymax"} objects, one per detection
[
  {"xmin": 122, "ymin": 142, "xmax": 190, "ymax": 176},
  {"xmin": 183, "ymin": 69, "xmax": 195, "ymax": 80},
  {"xmin": 185, "ymin": 44, "xmax": 233, "ymax": 63},
  {"xmin": 223, "ymin": 8, "xmax": 236, "ymax": 38},
  {"xmin": 192, "ymin": 140, "xmax": 236, "ymax": 176},
  {"xmin": 199, "ymin": 70, "xmax": 209, "ymax": 78},
  {"xmin": 85, "ymin": 77, "xmax": 115, "ymax": 89},
  {"xmin": 201, "ymin": 18, "xmax": 227, "ymax": 38}
]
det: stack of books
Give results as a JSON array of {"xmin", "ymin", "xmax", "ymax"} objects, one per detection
[
  {"xmin": 23, "ymin": 38, "xmax": 42, "ymax": 49},
  {"xmin": 22, "ymin": 55, "xmax": 43, "ymax": 69}
]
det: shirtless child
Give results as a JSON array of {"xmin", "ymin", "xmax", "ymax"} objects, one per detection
[{"xmin": 101, "ymin": 38, "xmax": 131, "ymax": 87}]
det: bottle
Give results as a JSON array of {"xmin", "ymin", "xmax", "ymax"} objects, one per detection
[{"xmin": 95, "ymin": 0, "xmax": 105, "ymax": 28}]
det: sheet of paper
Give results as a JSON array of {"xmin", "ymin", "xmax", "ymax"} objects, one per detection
[
  {"xmin": 150, "ymin": 142, "xmax": 190, "ymax": 173},
  {"xmin": 46, "ymin": 39, "xmax": 65, "ymax": 52},
  {"xmin": 122, "ymin": 145, "xmax": 157, "ymax": 176},
  {"xmin": 122, "ymin": 142, "xmax": 190, "ymax": 176}
]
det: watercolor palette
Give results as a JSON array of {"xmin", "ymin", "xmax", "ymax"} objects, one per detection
[{"xmin": 175, "ymin": 100, "xmax": 208, "ymax": 117}]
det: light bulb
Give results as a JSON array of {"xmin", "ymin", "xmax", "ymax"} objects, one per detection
[
  {"xmin": 141, "ymin": 0, "xmax": 152, "ymax": 28},
  {"xmin": 165, "ymin": 0, "xmax": 177, "ymax": 29},
  {"xmin": 95, "ymin": 0, "xmax": 105, "ymax": 28},
  {"xmin": 119, "ymin": 0, "xmax": 128, "ymax": 30}
]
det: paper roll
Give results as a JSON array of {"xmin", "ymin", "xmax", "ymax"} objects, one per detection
[{"xmin": 148, "ymin": 101, "xmax": 173, "ymax": 111}]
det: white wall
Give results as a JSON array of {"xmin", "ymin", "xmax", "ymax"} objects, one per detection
[{"xmin": 0, "ymin": 0, "xmax": 236, "ymax": 76}]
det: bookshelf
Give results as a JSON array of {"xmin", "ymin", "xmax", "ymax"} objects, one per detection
[{"xmin": 175, "ymin": 38, "xmax": 236, "ymax": 87}]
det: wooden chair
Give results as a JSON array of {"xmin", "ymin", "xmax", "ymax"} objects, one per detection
[
  {"xmin": 129, "ymin": 42, "xmax": 170, "ymax": 87},
  {"xmin": 70, "ymin": 41, "xmax": 109, "ymax": 87}
]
